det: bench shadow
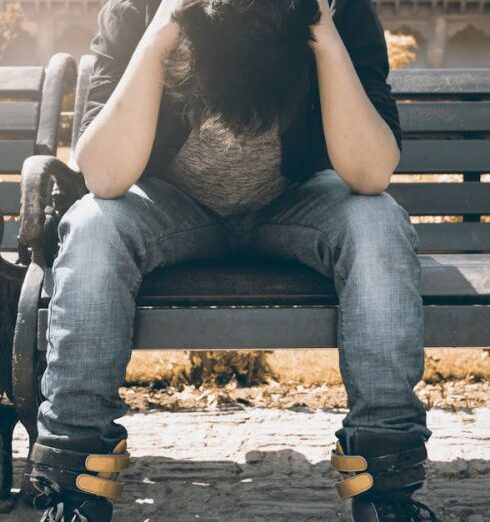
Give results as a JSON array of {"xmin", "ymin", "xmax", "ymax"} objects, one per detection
[{"xmin": 7, "ymin": 449, "xmax": 490, "ymax": 521}]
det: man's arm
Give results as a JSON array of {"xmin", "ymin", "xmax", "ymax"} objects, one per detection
[
  {"xmin": 310, "ymin": 0, "xmax": 401, "ymax": 195},
  {"xmin": 73, "ymin": 0, "xmax": 183, "ymax": 199}
]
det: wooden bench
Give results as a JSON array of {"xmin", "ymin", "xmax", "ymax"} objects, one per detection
[
  {"xmin": 0, "ymin": 54, "xmax": 76, "ymax": 511},
  {"xmin": 3, "ymin": 58, "xmax": 490, "ymax": 510}
]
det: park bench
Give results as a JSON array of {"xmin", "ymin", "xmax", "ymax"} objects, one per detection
[
  {"xmin": 0, "ymin": 53, "xmax": 76, "ymax": 511},
  {"xmin": 2, "ymin": 57, "xmax": 490, "ymax": 510}
]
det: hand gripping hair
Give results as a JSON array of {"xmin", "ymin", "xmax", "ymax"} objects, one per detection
[{"xmin": 165, "ymin": 0, "xmax": 321, "ymax": 136}]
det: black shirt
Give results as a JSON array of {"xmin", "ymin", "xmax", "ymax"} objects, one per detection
[{"xmin": 78, "ymin": 0, "xmax": 402, "ymax": 183}]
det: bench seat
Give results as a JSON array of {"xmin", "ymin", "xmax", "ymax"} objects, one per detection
[{"xmin": 36, "ymin": 254, "xmax": 490, "ymax": 351}]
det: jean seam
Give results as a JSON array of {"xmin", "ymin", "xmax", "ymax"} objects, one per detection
[
  {"xmin": 143, "ymin": 223, "xmax": 225, "ymax": 247},
  {"xmin": 335, "ymin": 273, "xmax": 355, "ymax": 414},
  {"xmin": 252, "ymin": 221, "xmax": 347, "ymax": 281},
  {"xmin": 46, "ymin": 240, "xmax": 65, "ymax": 349},
  {"xmin": 43, "ymin": 243, "xmax": 62, "ymax": 399},
  {"xmin": 136, "ymin": 223, "xmax": 227, "ymax": 274},
  {"xmin": 251, "ymin": 221, "xmax": 336, "ymax": 249}
]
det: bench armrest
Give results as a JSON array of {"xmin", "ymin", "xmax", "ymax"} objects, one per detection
[
  {"xmin": 36, "ymin": 53, "xmax": 77, "ymax": 156},
  {"xmin": 19, "ymin": 155, "xmax": 87, "ymax": 265}
]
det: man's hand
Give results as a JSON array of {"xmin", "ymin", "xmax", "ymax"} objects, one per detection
[
  {"xmin": 75, "ymin": 0, "xmax": 188, "ymax": 198},
  {"xmin": 310, "ymin": 0, "xmax": 335, "ymax": 52},
  {"xmin": 307, "ymin": 0, "xmax": 401, "ymax": 195},
  {"xmin": 143, "ymin": 0, "xmax": 186, "ymax": 60}
]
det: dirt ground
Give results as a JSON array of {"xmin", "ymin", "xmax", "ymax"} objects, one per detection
[
  {"xmin": 3, "ymin": 349, "xmax": 489, "ymax": 521},
  {"xmin": 8, "ymin": 407, "xmax": 490, "ymax": 521},
  {"xmin": 122, "ymin": 349, "xmax": 490, "ymax": 413}
]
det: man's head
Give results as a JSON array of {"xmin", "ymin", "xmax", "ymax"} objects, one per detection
[{"xmin": 165, "ymin": 0, "xmax": 321, "ymax": 136}]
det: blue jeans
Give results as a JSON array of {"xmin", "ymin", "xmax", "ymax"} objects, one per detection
[{"xmin": 38, "ymin": 169, "xmax": 431, "ymax": 452}]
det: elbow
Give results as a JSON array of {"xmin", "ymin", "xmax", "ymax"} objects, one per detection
[
  {"xmin": 350, "ymin": 150, "xmax": 400, "ymax": 196},
  {"xmin": 352, "ymin": 179, "xmax": 390, "ymax": 196},
  {"xmin": 347, "ymin": 166, "xmax": 393, "ymax": 196},
  {"xmin": 74, "ymin": 144, "xmax": 131, "ymax": 199},
  {"xmin": 85, "ymin": 178, "xmax": 129, "ymax": 199}
]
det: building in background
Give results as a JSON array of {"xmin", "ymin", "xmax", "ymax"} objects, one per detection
[{"xmin": 1, "ymin": 0, "xmax": 490, "ymax": 67}]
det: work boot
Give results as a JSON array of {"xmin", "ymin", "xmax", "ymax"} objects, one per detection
[
  {"xmin": 331, "ymin": 430, "xmax": 438, "ymax": 521},
  {"xmin": 28, "ymin": 436, "xmax": 130, "ymax": 521}
]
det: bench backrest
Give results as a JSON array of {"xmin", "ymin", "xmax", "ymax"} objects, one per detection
[
  {"xmin": 388, "ymin": 69, "xmax": 490, "ymax": 253},
  {"xmin": 2, "ymin": 59, "xmax": 490, "ymax": 256},
  {"xmin": 0, "ymin": 54, "xmax": 76, "ymax": 257},
  {"xmin": 0, "ymin": 66, "xmax": 44, "ymax": 253}
]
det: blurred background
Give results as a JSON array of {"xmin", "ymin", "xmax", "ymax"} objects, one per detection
[{"xmin": 1, "ymin": 0, "xmax": 490, "ymax": 68}]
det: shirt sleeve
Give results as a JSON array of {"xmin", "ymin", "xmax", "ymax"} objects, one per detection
[
  {"xmin": 331, "ymin": 0, "xmax": 403, "ymax": 152},
  {"xmin": 77, "ymin": 0, "xmax": 146, "ymax": 142}
]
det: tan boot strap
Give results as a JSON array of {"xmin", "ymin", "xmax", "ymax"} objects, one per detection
[
  {"xmin": 335, "ymin": 473, "xmax": 374, "ymax": 499},
  {"xmin": 331, "ymin": 453, "xmax": 368, "ymax": 473},
  {"xmin": 85, "ymin": 453, "xmax": 130, "ymax": 473},
  {"xmin": 76, "ymin": 474, "xmax": 124, "ymax": 501}
]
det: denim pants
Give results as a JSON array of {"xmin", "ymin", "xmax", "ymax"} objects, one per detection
[{"xmin": 37, "ymin": 169, "xmax": 431, "ymax": 453}]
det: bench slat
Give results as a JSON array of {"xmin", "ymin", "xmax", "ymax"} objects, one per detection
[
  {"xmin": 390, "ymin": 69, "xmax": 490, "ymax": 96},
  {"xmin": 415, "ymin": 223, "xmax": 490, "ymax": 252},
  {"xmin": 40, "ymin": 254, "xmax": 490, "ymax": 305},
  {"xmin": 387, "ymin": 182, "xmax": 490, "ymax": 215},
  {"xmin": 0, "ymin": 102, "xmax": 39, "ymax": 134},
  {"xmin": 0, "ymin": 140, "xmax": 35, "ymax": 173},
  {"xmin": 36, "ymin": 304, "xmax": 490, "ymax": 350},
  {"xmin": 397, "ymin": 140, "xmax": 490, "ymax": 173},
  {"xmin": 0, "ymin": 219, "xmax": 19, "ymax": 250},
  {"xmin": 398, "ymin": 102, "xmax": 490, "ymax": 133},
  {"xmin": 0, "ymin": 67, "xmax": 44, "ymax": 99},
  {"xmin": 0, "ymin": 182, "xmax": 20, "ymax": 214}
]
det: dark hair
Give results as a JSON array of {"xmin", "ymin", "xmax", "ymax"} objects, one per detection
[{"xmin": 164, "ymin": 0, "xmax": 320, "ymax": 137}]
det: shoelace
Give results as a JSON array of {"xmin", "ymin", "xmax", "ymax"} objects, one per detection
[
  {"xmin": 29, "ymin": 475, "xmax": 89, "ymax": 522},
  {"xmin": 409, "ymin": 499, "xmax": 439, "ymax": 522},
  {"xmin": 378, "ymin": 496, "xmax": 439, "ymax": 522}
]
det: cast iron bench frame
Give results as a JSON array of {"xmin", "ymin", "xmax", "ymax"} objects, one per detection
[{"xmin": 0, "ymin": 53, "xmax": 76, "ymax": 511}]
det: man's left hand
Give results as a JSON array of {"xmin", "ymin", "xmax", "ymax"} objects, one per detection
[{"xmin": 310, "ymin": 0, "xmax": 335, "ymax": 52}]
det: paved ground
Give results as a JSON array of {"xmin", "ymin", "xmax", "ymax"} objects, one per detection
[{"xmin": 5, "ymin": 407, "xmax": 490, "ymax": 521}]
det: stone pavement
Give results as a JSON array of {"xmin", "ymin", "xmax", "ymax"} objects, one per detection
[{"xmin": 5, "ymin": 408, "xmax": 490, "ymax": 521}]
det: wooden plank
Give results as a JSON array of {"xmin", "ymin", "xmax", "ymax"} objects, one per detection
[
  {"xmin": 387, "ymin": 182, "xmax": 490, "ymax": 215},
  {"xmin": 35, "ymin": 307, "xmax": 331, "ymax": 351},
  {"xmin": 398, "ymin": 102, "xmax": 490, "ymax": 133},
  {"xmin": 0, "ymin": 140, "xmax": 35, "ymax": 173},
  {"xmin": 0, "ymin": 102, "xmax": 39, "ymax": 133},
  {"xmin": 40, "ymin": 259, "xmax": 338, "ymax": 306},
  {"xmin": 0, "ymin": 67, "xmax": 44, "ymax": 99},
  {"xmin": 389, "ymin": 69, "xmax": 490, "ymax": 97},
  {"xmin": 0, "ymin": 182, "xmax": 20, "ymax": 214},
  {"xmin": 420, "ymin": 254, "xmax": 490, "ymax": 298},
  {"xmin": 415, "ymin": 223, "xmax": 490, "ymax": 253},
  {"xmin": 36, "ymin": 304, "xmax": 490, "ymax": 350},
  {"xmin": 397, "ymin": 140, "xmax": 490, "ymax": 173},
  {"xmin": 423, "ymin": 305, "xmax": 490, "ymax": 347},
  {"xmin": 0, "ymin": 220, "xmax": 19, "ymax": 250},
  {"xmin": 39, "ymin": 254, "xmax": 490, "ymax": 305}
]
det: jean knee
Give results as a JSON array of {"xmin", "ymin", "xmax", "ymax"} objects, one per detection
[
  {"xmin": 339, "ymin": 191, "xmax": 419, "ymax": 251},
  {"xmin": 380, "ymin": 192, "xmax": 420, "ymax": 251},
  {"xmin": 58, "ymin": 193, "xmax": 131, "ymax": 246}
]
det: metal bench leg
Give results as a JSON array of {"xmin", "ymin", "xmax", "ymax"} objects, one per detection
[
  {"xmin": 12, "ymin": 259, "xmax": 46, "ymax": 507},
  {"xmin": 0, "ymin": 403, "xmax": 17, "ymax": 513},
  {"xmin": 0, "ymin": 253, "xmax": 26, "ymax": 513},
  {"xmin": 0, "ymin": 404, "xmax": 17, "ymax": 513}
]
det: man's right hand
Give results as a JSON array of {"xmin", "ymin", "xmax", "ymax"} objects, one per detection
[{"xmin": 143, "ymin": 0, "xmax": 186, "ymax": 60}]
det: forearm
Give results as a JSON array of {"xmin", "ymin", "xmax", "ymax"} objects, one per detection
[
  {"xmin": 313, "ymin": 27, "xmax": 400, "ymax": 195},
  {"xmin": 73, "ymin": 37, "xmax": 169, "ymax": 199}
]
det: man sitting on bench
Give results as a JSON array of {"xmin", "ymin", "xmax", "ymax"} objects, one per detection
[{"xmin": 29, "ymin": 0, "xmax": 438, "ymax": 520}]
